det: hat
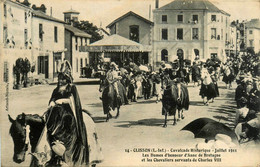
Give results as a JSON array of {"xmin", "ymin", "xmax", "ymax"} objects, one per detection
[
  {"xmin": 247, "ymin": 118, "xmax": 260, "ymax": 129},
  {"xmin": 110, "ymin": 62, "xmax": 117, "ymax": 67},
  {"xmin": 58, "ymin": 60, "xmax": 73, "ymax": 83}
]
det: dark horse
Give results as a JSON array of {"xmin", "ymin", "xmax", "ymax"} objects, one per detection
[
  {"xmin": 99, "ymin": 75, "xmax": 126, "ymax": 122},
  {"xmin": 8, "ymin": 113, "xmax": 45, "ymax": 165},
  {"xmin": 9, "ymin": 105, "xmax": 99, "ymax": 167},
  {"xmin": 162, "ymin": 82, "xmax": 189, "ymax": 127}
]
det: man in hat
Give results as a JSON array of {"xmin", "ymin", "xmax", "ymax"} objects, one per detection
[
  {"xmin": 235, "ymin": 75, "xmax": 248, "ymax": 108},
  {"xmin": 106, "ymin": 62, "xmax": 122, "ymax": 99}
]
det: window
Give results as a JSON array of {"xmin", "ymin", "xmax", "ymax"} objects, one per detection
[
  {"xmin": 211, "ymin": 15, "xmax": 216, "ymax": 22},
  {"xmin": 221, "ymin": 29, "xmax": 223, "ymax": 40},
  {"xmin": 54, "ymin": 26, "xmax": 58, "ymax": 43},
  {"xmin": 24, "ymin": 29, "xmax": 28, "ymax": 48},
  {"xmin": 4, "ymin": 4, "xmax": 7, "ymax": 17},
  {"xmin": 129, "ymin": 25, "xmax": 139, "ymax": 42},
  {"xmin": 249, "ymin": 30, "xmax": 253, "ymax": 34},
  {"xmin": 72, "ymin": 16, "xmax": 78, "ymax": 22},
  {"xmin": 3, "ymin": 26, "xmax": 8, "ymax": 45},
  {"xmin": 76, "ymin": 58, "xmax": 78, "ymax": 72},
  {"xmin": 25, "ymin": 12, "xmax": 27, "ymax": 23},
  {"xmin": 221, "ymin": 16, "xmax": 223, "ymax": 22},
  {"xmin": 249, "ymin": 40, "xmax": 253, "ymax": 47},
  {"xmin": 80, "ymin": 58, "xmax": 83, "ymax": 68},
  {"xmin": 75, "ymin": 37, "xmax": 78, "ymax": 50},
  {"xmin": 177, "ymin": 49, "xmax": 184, "ymax": 60},
  {"xmin": 192, "ymin": 28, "xmax": 198, "ymax": 40},
  {"xmin": 177, "ymin": 28, "xmax": 183, "ymax": 40},
  {"xmin": 162, "ymin": 15, "xmax": 167, "ymax": 23},
  {"xmin": 161, "ymin": 29, "xmax": 168, "ymax": 40},
  {"xmin": 211, "ymin": 28, "xmax": 216, "ymax": 39},
  {"xmin": 192, "ymin": 15, "xmax": 198, "ymax": 23},
  {"xmin": 65, "ymin": 16, "xmax": 70, "ymax": 23},
  {"xmin": 161, "ymin": 49, "xmax": 168, "ymax": 62},
  {"xmin": 177, "ymin": 15, "xmax": 183, "ymax": 22},
  {"xmin": 39, "ymin": 24, "xmax": 43, "ymax": 41},
  {"xmin": 85, "ymin": 58, "xmax": 88, "ymax": 66}
]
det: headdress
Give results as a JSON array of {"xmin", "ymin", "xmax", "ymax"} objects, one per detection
[{"xmin": 57, "ymin": 60, "xmax": 73, "ymax": 83}]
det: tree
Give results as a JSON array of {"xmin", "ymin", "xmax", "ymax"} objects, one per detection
[{"xmin": 73, "ymin": 21, "xmax": 103, "ymax": 43}]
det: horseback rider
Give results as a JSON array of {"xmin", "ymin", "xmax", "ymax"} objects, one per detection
[{"xmin": 106, "ymin": 62, "xmax": 122, "ymax": 99}]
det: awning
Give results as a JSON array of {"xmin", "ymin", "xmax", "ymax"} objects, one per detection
[{"xmin": 87, "ymin": 34, "xmax": 152, "ymax": 52}]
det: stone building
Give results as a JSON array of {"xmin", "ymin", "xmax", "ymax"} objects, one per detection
[{"xmin": 153, "ymin": 0, "xmax": 231, "ymax": 69}]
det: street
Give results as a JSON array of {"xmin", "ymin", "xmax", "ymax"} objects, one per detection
[{"xmin": 1, "ymin": 81, "xmax": 260, "ymax": 167}]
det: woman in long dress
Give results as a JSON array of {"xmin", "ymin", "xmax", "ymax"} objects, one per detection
[{"xmin": 34, "ymin": 61, "xmax": 103, "ymax": 167}]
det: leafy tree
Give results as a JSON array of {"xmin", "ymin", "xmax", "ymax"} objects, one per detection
[{"xmin": 73, "ymin": 21, "xmax": 103, "ymax": 43}]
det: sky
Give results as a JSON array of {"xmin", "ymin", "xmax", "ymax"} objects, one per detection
[{"xmin": 31, "ymin": 0, "xmax": 260, "ymax": 28}]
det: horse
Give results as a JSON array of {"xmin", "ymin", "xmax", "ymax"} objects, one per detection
[
  {"xmin": 8, "ymin": 113, "xmax": 45, "ymax": 164},
  {"xmin": 9, "ymin": 107, "xmax": 103, "ymax": 167},
  {"xmin": 161, "ymin": 81, "xmax": 189, "ymax": 127},
  {"xmin": 99, "ymin": 76, "xmax": 126, "ymax": 121}
]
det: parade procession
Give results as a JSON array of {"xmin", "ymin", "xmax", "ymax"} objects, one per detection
[{"xmin": 1, "ymin": 0, "xmax": 260, "ymax": 166}]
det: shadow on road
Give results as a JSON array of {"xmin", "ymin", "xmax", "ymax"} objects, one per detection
[
  {"xmin": 207, "ymin": 91, "xmax": 237, "ymax": 129},
  {"xmin": 88, "ymin": 102, "xmax": 103, "ymax": 108},
  {"xmin": 92, "ymin": 116, "xmax": 107, "ymax": 123},
  {"xmin": 114, "ymin": 118, "xmax": 175, "ymax": 128},
  {"xmin": 189, "ymin": 101, "xmax": 205, "ymax": 106}
]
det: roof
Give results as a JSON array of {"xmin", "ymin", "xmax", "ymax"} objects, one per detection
[
  {"xmin": 89, "ymin": 34, "xmax": 142, "ymax": 46},
  {"xmin": 63, "ymin": 9, "xmax": 80, "ymax": 14},
  {"xmin": 32, "ymin": 10, "xmax": 65, "ymax": 24},
  {"xmin": 87, "ymin": 34, "xmax": 152, "ymax": 52},
  {"xmin": 245, "ymin": 19, "xmax": 260, "ymax": 30},
  {"xmin": 156, "ymin": 0, "xmax": 230, "ymax": 16},
  {"xmin": 65, "ymin": 24, "xmax": 92, "ymax": 38},
  {"xmin": 106, "ymin": 11, "xmax": 153, "ymax": 28},
  {"xmin": 6, "ymin": 0, "xmax": 32, "ymax": 10}
]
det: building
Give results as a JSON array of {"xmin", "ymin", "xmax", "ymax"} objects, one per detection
[
  {"xmin": 1, "ymin": 0, "xmax": 33, "ymax": 89},
  {"xmin": 1, "ymin": 0, "xmax": 67, "ymax": 90},
  {"xmin": 106, "ymin": 11, "xmax": 153, "ymax": 65},
  {"xmin": 245, "ymin": 19, "xmax": 260, "ymax": 54},
  {"xmin": 31, "ymin": 9, "xmax": 66, "ymax": 80},
  {"xmin": 153, "ymin": 0, "xmax": 231, "ymax": 69},
  {"xmin": 64, "ymin": 24, "xmax": 91, "ymax": 79},
  {"xmin": 63, "ymin": 9, "xmax": 92, "ymax": 79},
  {"xmin": 228, "ymin": 23, "xmax": 240, "ymax": 58}
]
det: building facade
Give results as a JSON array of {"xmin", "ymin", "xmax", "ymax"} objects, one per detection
[
  {"xmin": 106, "ymin": 11, "xmax": 153, "ymax": 65},
  {"xmin": 153, "ymin": 0, "xmax": 231, "ymax": 69},
  {"xmin": 64, "ymin": 25, "xmax": 91, "ymax": 79},
  {"xmin": 1, "ymin": 0, "xmax": 33, "ymax": 89},
  {"xmin": 0, "ymin": 0, "xmax": 66, "ymax": 90},
  {"xmin": 245, "ymin": 19, "xmax": 260, "ymax": 54},
  {"xmin": 63, "ymin": 9, "xmax": 92, "ymax": 79},
  {"xmin": 31, "ymin": 10, "xmax": 66, "ymax": 80}
]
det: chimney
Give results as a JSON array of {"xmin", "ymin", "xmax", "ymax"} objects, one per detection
[{"xmin": 155, "ymin": 0, "xmax": 159, "ymax": 9}]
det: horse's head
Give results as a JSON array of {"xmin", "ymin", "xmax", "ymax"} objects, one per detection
[{"xmin": 8, "ymin": 113, "xmax": 29, "ymax": 163}]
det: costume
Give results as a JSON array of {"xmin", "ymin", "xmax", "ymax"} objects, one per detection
[{"xmin": 106, "ymin": 64, "xmax": 121, "ymax": 97}]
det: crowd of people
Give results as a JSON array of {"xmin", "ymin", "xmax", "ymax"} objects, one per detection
[{"xmin": 28, "ymin": 51, "xmax": 259, "ymax": 166}]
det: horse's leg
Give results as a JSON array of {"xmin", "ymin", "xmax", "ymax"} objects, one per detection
[
  {"xmin": 163, "ymin": 108, "xmax": 167, "ymax": 128},
  {"xmin": 173, "ymin": 110, "xmax": 177, "ymax": 125},
  {"xmin": 177, "ymin": 109, "xmax": 180, "ymax": 121},
  {"xmin": 115, "ymin": 107, "xmax": 120, "ymax": 119},
  {"xmin": 181, "ymin": 109, "xmax": 184, "ymax": 119},
  {"xmin": 106, "ymin": 113, "xmax": 109, "ymax": 122}
]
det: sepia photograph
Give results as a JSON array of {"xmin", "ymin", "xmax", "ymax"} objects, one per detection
[{"xmin": 0, "ymin": 0, "xmax": 260, "ymax": 166}]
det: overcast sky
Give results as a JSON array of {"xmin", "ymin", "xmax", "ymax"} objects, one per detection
[{"xmin": 31, "ymin": 0, "xmax": 260, "ymax": 28}]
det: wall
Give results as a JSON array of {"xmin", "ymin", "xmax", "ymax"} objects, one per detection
[
  {"xmin": 110, "ymin": 15, "xmax": 152, "ymax": 45},
  {"xmin": 153, "ymin": 9, "xmax": 231, "ymax": 70},
  {"xmin": 31, "ymin": 16, "xmax": 65, "ymax": 80}
]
